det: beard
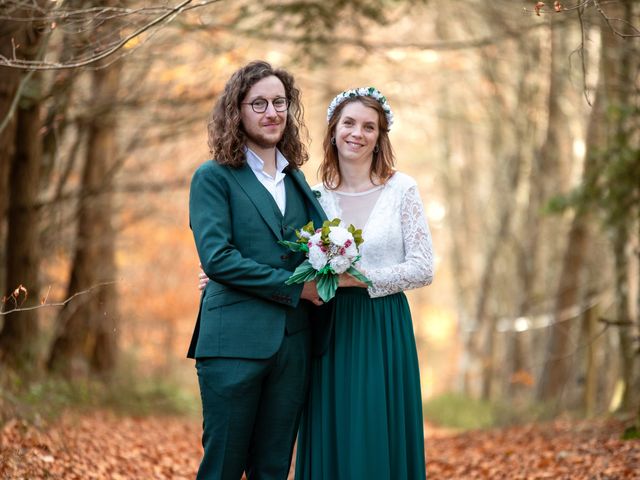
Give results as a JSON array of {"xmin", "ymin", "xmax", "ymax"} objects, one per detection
[
  {"xmin": 243, "ymin": 124, "xmax": 286, "ymax": 150},
  {"xmin": 248, "ymin": 133, "xmax": 280, "ymax": 149}
]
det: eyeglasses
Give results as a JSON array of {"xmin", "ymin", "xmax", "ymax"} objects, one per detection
[{"xmin": 241, "ymin": 97, "xmax": 289, "ymax": 113}]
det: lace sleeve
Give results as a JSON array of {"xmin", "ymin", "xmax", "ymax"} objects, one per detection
[{"xmin": 365, "ymin": 185, "xmax": 434, "ymax": 298}]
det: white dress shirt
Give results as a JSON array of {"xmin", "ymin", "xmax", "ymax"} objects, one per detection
[{"xmin": 246, "ymin": 147, "xmax": 288, "ymax": 215}]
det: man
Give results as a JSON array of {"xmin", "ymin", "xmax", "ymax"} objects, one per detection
[{"xmin": 188, "ymin": 60, "xmax": 326, "ymax": 480}]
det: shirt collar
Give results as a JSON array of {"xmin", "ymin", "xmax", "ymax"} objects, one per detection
[{"xmin": 245, "ymin": 147, "xmax": 289, "ymax": 178}]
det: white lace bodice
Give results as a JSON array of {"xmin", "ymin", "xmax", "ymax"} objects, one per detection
[{"xmin": 314, "ymin": 172, "xmax": 434, "ymax": 298}]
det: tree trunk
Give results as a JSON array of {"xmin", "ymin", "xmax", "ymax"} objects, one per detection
[
  {"xmin": 613, "ymin": 0, "xmax": 638, "ymax": 414},
  {"xmin": 433, "ymin": 9, "xmax": 477, "ymax": 393},
  {"xmin": 612, "ymin": 225, "xmax": 634, "ymax": 410},
  {"xmin": 0, "ymin": 2, "xmax": 49, "ymax": 369},
  {"xmin": 512, "ymin": 16, "xmax": 572, "ymax": 399},
  {"xmin": 636, "ymin": 211, "xmax": 640, "ymax": 430},
  {"xmin": 0, "ymin": 78, "xmax": 44, "ymax": 369},
  {"xmin": 0, "ymin": 9, "xmax": 29, "ymax": 314},
  {"xmin": 47, "ymin": 7, "xmax": 122, "ymax": 378},
  {"xmin": 578, "ymin": 286, "xmax": 600, "ymax": 417},
  {"xmin": 478, "ymin": 203, "xmax": 516, "ymax": 399},
  {"xmin": 477, "ymin": 38, "xmax": 541, "ymax": 399},
  {"xmin": 537, "ymin": 2, "xmax": 631, "ymax": 403}
]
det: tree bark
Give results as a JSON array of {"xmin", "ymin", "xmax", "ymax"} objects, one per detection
[
  {"xmin": 47, "ymin": 6, "xmax": 122, "ymax": 378},
  {"xmin": 583, "ymin": 302, "xmax": 599, "ymax": 417},
  {"xmin": 0, "ymin": 8, "xmax": 29, "ymax": 311},
  {"xmin": 0, "ymin": 2, "xmax": 49, "ymax": 369},
  {"xmin": 636, "ymin": 210, "xmax": 640, "ymax": 430},
  {"xmin": 612, "ymin": 225, "xmax": 634, "ymax": 410},
  {"xmin": 612, "ymin": 0, "xmax": 638, "ymax": 414},
  {"xmin": 537, "ymin": 2, "xmax": 629, "ymax": 403},
  {"xmin": 0, "ymin": 78, "xmax": 44, "ymax": 368},
  {"xmin": 86, "ymin": 65, "xmax": 120, "ymax": 374},
  {"xmin": 477, "ymin": 38, "xmax": 541, "ymax": 399},
  {"xmin": 512, "ymin": 15, "xmax": 572, "ymax": 399}
]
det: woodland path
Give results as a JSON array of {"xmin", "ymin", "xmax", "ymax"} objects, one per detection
[{"xmin": 1, "ymin": 412, "xmax": 637, "ymax": 479}]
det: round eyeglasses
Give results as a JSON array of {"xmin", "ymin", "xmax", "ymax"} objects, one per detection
[{"xmin": 241, "ymin": 97, "xmax": 289, "ymax": 114}]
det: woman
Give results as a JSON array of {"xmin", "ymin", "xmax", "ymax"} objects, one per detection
[{"xmin": 294, "ymin": 87, "xmax": 434, "ymax": 480}]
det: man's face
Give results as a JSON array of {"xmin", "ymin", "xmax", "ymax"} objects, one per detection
[{"xmin": 240, "ymin": 75, "xmax": 288, "ymax": 151}]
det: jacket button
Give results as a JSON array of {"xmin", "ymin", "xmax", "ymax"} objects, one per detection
[{"xmin": 281, "ymin": 254, "xmax": 289, "ymax": 260}]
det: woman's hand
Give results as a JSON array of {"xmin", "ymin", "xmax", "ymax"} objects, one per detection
[
  {"xmin": 198, "ymin": 264, "xmax": 209, "ymax": 291},
  {"xmin": 300, "ymin": 280, "xmax": 323, "ymax": 306},
  {"xmin": 338, "ymin": 272, "xmax": 368, "ymax": 288}
]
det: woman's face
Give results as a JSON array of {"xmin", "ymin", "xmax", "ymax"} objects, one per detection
[{"xmin": 333, "ymin": 100, "xmax": 380, "ymax": 166}]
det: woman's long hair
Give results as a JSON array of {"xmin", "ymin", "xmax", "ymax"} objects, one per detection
[
  {"xmin": 207, "ymin": 60, "xmax": 309, "ymax": 169},
  {"xmin": 320, "ymin": 96, "xmax": 395, "ymax": 189}
]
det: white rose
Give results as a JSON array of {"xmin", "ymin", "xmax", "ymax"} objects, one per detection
[
  {"xmin": 329, "ymin": 255, "xmax": 351, "ymax": 274},
  {"xmin": 344, "ymin": 242, "xmax": 358, "ymax": 258},
  {"xmin": 309, "ymin": 232, "xmax": 322, "ymax": 244},
  {"xmin": 308, "ymin": 244, "xmax": 328, "ymax": 270},
  {"xmin": 328, "ymin": 226, "xmax": 353, "ymax": 248}
]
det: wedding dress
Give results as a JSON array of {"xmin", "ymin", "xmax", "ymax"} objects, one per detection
[{"xmin": 295, "ymin": 171, "xmax": 434, "ymax": 480}]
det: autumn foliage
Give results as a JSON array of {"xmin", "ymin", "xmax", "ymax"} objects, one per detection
[{"xmin": 1, "ymin": 413, "xmax": 637, "ymax": 479}]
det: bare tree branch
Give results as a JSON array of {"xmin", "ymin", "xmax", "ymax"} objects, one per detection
[
  {"xmin": 0, "ymin": 281, "xmax": 117, "ymax": 315},
  {"xmin": 525, "ymin": 0, "xmax": 640, "ymax": 37},
  {"xmin": 576, "ymin": 3, "xmax": 593, "ymax": 106},
  {"xmin": 593, "ymin": 0, "xmax": 640, "ymax": 38},
  {"xmin": 0, "ymin": 68, "xmax": 34, "ymax": 133},
  {"xmin": 0, "ymin": 1, "xmax": 224, "ymax": 23},
  {"xmin": 0, "ymin": 0, "xmax": 224, "ymax": 70}
]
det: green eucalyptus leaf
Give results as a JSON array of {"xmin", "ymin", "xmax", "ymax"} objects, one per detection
[
  {"xmin": 316, "ymin": 273, "xmax": 339, "ymax": 302},
  {"xmin": 321, "ymin": 225, "xmax": 330, "ymax": 242},
  {"xmin": 284, "ymin": 261, "xmax": 318, "ymax": 285},
  {"xmin": 279, "ymin": 240, "xmax": 298, "ymax": 250},
  {"xmin": 347, "ymin": 266, "xmax": 372, "ymax": 286},
  {"xmin": 318, "ymin": 264, "xmax": 332, "ymax": 275},
  {"xmin": 352, "ymin": 229, "xmax": 364, "ymax": 246},
  {"xmin": 301, "ymin": 220, "xmax": 316, "ymax": 235},
  {"xmin": 279, "ymin": 240, "xmax": 309, "ymax": 253}
]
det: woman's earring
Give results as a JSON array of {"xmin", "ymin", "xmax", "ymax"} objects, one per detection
[
  {"xmin": 331, "ymin": 137, "xmax": 336, "ymax": 146},
  {"xmin": 374, "ymin": 144, "xmax": 380, "ymax": 153}
]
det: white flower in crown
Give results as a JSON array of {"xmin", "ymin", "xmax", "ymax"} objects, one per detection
[{"xmin": 326, "ymin": 87, "xmax": 394, "ymax": 131}]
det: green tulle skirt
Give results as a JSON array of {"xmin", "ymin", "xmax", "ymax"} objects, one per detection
[{"xmin": 295, "ymin": 287, "xmax": 426, "ymax": 480}]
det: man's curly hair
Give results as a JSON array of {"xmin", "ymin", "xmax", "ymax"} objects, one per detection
[{"xmin": 207, "ymin": 60, "xmax": 309, "ymax": 169}]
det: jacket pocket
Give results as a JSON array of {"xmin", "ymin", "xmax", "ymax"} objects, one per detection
[{"xmin": 205, "ymin": 288, "xmax": 253, "ymax": 310}]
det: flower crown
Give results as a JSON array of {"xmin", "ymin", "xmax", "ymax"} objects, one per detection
[{"xmin": 326, "ymin": 86, "xmax": 394, "ymax": 131}]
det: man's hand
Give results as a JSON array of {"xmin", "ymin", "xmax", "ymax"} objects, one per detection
[
  {"xmin": 338, "ymin": 272, "xmax": 367, "ymax": 288},
  {"xmin": 198, "ymin": 264, "xmax": 209, "ymax": 291},
  {"xmin": 300, "ymin": 280, "xmax": 323, "ymax": 306}
]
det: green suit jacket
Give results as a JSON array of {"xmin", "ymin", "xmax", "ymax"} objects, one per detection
[{"xmin": 188, "ymin": 159, "xmax": 328, "ymax": 360}]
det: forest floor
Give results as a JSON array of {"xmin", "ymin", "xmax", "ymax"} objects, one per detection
[{"xmin": 0, "ymin": 412, "xmax": 638, "ymax": 479}]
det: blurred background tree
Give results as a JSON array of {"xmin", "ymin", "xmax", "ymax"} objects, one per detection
[{"xmin": 0, "ymin": 0, "xmax": 638, "ymax": 429}]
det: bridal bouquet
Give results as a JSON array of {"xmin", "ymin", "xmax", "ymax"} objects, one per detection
[{"xmin": 279, "ymin": 218, "xmax": 372, "ymax": 302}]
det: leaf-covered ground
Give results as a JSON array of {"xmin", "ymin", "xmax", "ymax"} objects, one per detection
[
  {"xmin": 426, "ymin": 419, "xmax": 639, "ymax": 479},
  {"xmin": 1, "ymin": 412, "xmax": 637, "ymax": 479}
]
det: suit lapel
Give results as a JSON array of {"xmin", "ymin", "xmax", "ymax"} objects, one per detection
[
  {"xmin": 289, "ymin": 169, "xmax": 328, "ymax": 224},
  {"xmin": 229, "ymin": 164, "xmax": 283, "ymax": 241}
]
